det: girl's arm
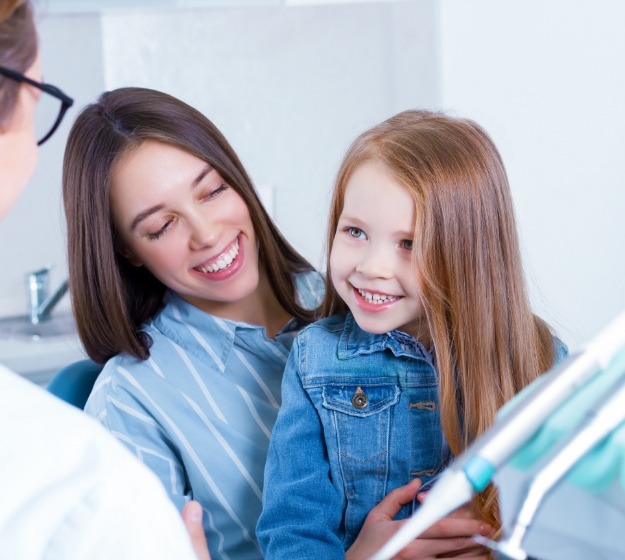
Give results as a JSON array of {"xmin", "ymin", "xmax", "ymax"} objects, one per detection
[{"xmin": 257, "ymin": 340, "xmax": 346, "ymax": 559}]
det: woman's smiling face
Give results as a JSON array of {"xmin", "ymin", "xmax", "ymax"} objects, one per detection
[{"xmin": 110, "ymin": 140, "xmax": 263, "ymax": 318}]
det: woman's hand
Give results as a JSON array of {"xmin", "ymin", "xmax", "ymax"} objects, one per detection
[
  {"xmin": 181, "ymin": 500, "xmax": 211, "ymax": 560},
  {"xmin": 345, "ymin": 479, "xmax": 494, "ymax": 560}
]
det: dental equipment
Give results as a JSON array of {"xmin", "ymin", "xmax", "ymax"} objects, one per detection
[
  {"xmin": 370, "ymin": 309, "xmax": 625, "ymax": 560},
  {"xmin": 477, "ymin": 358, "xmax": 625, "ymax": 560}
]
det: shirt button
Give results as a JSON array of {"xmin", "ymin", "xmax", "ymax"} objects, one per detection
[{"xmin": 352, "ymin": 386, "xmax": 369, "ymax": 409}]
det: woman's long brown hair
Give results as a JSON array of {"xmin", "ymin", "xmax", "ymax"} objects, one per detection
[
  {"xmin": 323, "ymin": 110, "xmax": 555, "ymax": 529},
  {"xmin": 63, "ymin": 87, "xmax": 318, "ymax": 364}
]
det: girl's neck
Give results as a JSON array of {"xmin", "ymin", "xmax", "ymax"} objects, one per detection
[{"xmin": 398, "ymin": 316, "xmax": 432, "ymax": 348}]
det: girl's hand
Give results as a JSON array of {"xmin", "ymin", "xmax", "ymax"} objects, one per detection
[{"xmin": 345, "ymin": 479, "xmax": 494, "ymax": 560}]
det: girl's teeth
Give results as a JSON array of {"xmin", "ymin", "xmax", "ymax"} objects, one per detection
[
  {"xmin": 197, "ymin": 240, "xmax": 239, "ymax": 273},
  {"xmin": 357, "ymin": 289, "xmax": 398, "ymax": 304}
]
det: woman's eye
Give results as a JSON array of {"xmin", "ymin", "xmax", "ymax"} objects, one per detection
[
  {"xmin": 146, "ymin": 219, "xmax": 174, "ymax": 240},
  {"xmin": 401, "ymin": 239, "xmax": 414, "ymax": 251},
  {"xmin": 202, "ymin": 183, "xmax": 229, "ymax": 201},
  {"xmin": 347, "ymin": 227, "xmax": 366, "ymax": 240}
]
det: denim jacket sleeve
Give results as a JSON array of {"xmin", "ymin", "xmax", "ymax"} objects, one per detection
[{"xmin": 257, "ymin": 336, "xmax": 346, "ymax": 559}]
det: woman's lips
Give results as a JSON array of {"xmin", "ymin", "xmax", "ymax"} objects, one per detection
[{"xmin": 192, "ymin": 235, "xmax": 244, "ymax": 281}]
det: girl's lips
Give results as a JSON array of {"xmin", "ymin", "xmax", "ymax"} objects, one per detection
[
  {"xmin": 352, "ymin": 286, "xmax": 402, "ymax": 312},
  {"xmin": 192, "ymin": 235, "xmax": 244, "ymax": 281}
]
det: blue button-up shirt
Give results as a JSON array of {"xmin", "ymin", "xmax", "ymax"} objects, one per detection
[{"xmin": 85, "ymin": 271, "xmax": 323, "ymax": 560}]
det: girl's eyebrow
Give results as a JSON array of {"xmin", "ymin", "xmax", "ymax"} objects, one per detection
[
  {"xmin": 129, "ymin": 164, "xmax": 214, "ymax": 232},
  {"xmin": 338, "ymin": 214, "xmax": 413, "ymax": 238}
]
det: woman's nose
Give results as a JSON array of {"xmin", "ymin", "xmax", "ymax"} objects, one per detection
[{"xmin": 188, "ymin": 214, "xmax": 221, "ymax": 250}]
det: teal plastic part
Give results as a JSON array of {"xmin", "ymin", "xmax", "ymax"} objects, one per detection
[
  {"xmin": 507, "ymin": 346, "xmax": 625, "ymax": 492},
  {"xmin": 463, "ymin": 456, "xmax": 496, "ymax": 492}
]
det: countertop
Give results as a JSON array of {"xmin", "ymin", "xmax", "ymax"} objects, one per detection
[{"xmin": 0, "ymin": 330, "xmax": 86, "ymax": 386}]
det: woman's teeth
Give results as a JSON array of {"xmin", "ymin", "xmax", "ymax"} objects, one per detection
[
  {"xmin": 357, "ymin": 288, "xmax": 398, "ymax": 304},
  {"xmin": 196, "ymin": 240, "xmax": 239, "ymax": 273}
]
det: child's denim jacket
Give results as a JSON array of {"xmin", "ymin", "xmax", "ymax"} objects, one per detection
[{"xmin": 257, "ymin": 312, "xmax": 450, "ymax": 559}]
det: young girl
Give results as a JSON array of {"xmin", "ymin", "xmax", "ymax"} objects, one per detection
[
  {"xmin": 62, "ymin": 87, "xmax": 324, "ymax": 559},
  {"xmin": 257, "ymin": 109, "xmax": 567, "ymax": 559}
]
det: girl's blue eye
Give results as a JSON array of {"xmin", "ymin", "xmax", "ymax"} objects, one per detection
[
  {"xmin": 348, "ymin": 227, "xmax": 366, "ymax": 240},
  {"xmin": 401, "ymin": 239, "xmax": 414, "ymax": 251}
]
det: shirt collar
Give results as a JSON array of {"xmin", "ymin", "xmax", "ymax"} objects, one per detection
[
  {"xmin": 337, "ymin": 313, "xmax": 433, "ymax": 362},
  {"xmin": 152, "ymin": 291, "xmax": 303, "ymax": 374}
]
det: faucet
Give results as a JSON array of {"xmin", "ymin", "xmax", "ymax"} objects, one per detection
[{"xmin": 26, "ymin": 266, "xmax": 69, "ymax": 324}]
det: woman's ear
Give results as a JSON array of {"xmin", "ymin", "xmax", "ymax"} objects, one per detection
[{"xmin": 116, "ymin": 244, "xmax": 143, "ymax": 268}]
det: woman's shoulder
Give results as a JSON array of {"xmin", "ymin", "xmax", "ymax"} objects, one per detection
[
  {"xmin": 293, "ymin": 269, "xmax": 325, "ymax": 310},
  {"xmin": 85, "ymin": 351, "xmax": 165, "ymax": 411},
  {"xmin": 552, "ymin": 335, "xmax": 569, "ymax": 365}
]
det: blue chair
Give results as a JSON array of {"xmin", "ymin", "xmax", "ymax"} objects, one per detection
[{"xmin": 47, "ymin": 359, "xmax": 103, "ymax": 409}]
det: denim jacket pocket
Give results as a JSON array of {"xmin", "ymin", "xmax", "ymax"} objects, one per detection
[{"xmin": 322, "ymin": 384, "xmax": 400, "ymax": 544}]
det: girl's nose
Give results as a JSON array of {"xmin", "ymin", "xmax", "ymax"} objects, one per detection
[{"xmin": 355, "ymin": 245, "xmax": 393, "ymax": 279}]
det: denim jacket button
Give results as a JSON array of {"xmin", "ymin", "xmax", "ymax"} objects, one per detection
[{"xmin": 352, "ymin": 386, "xmax": 369, "ymax": 409}]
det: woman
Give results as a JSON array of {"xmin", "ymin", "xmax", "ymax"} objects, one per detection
[
  {"xmin": 63, "ymin": 86, "xmax": 324, "ymax": 559},
  {"xmin": 0, "ymin": 2, "xmax": 207, "ymax": 558}
]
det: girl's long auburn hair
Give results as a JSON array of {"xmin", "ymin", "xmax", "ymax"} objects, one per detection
[
  {"xmin": 322, "ymin": 110, "xmax": 555, "ymax": 529},
  {"xmin": 63, "ymin": 87, "xmax": 317, "ymax": 364}
]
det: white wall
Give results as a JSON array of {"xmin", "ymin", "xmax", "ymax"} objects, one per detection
[
  {"xmin": 100, "ymin": 0, "xmax": 438, "ymax": 269},
  {"xmin": 440, "ymin": 0, "xmax": 625, "ymax": 350},
  {"xmin": 2, "ymin": 0, "xmax": 622, "ymax": 354}
]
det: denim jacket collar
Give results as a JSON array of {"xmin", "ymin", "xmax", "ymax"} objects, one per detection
[{"xmin": 338, "ymin": 313, "xmax": 434, "ymax": 363}]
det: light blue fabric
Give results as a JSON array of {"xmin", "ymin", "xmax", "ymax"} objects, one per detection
[
  {"xmin": 84, "ymin": 271, "xmax": 323, "ymax": 560},
  {"xmin": 257, "ymin": 313, "xmax": 450, "ymax": 559}
]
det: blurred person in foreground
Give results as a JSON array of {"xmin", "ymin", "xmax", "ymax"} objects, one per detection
[{"xmin": 0, "ymin": 1, "xmax": 210, "ymax": 557}]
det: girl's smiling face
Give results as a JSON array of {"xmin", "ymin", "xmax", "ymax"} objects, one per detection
[
  {"xmin": 330, "ymin": 160, "xmax": 427, "ymax": 340},
  {"xmin": 110, "ymin": 140, "xmax": 264, "ymax": 320}
]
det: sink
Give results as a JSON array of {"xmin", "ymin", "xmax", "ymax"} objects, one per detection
[{"xmin": 0, "ymin": 312, "xmax": 77, "ymax": 340}]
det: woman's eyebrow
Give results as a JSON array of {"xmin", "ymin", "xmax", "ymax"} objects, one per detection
[
  {"xmin": 192, "ymin": 164, "xmax": 213, "ymax": 188},
  {"xmin": 129, "ymin": 165, "xmax": 215, "ymax": 231},
  {"xmin": 130, "ymin": 204, "xmax": 164, "ymax": 232}
]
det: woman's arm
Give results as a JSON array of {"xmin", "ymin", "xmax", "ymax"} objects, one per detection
[
  {"xmin": 182, "ymin": 501, "xmax": 212, "ymax": 560},
  {"xmin": 84, "ymin": 360, "xmax": 189, "ymax": 509},
  {"xmin": 346, "ymin": 480, "xmax": 494, "ymax": 560}
]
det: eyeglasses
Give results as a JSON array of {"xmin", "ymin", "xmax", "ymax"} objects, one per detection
[{"xmin": 0, "ymin": 65, "xmax": 74, "ymax": 146}]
